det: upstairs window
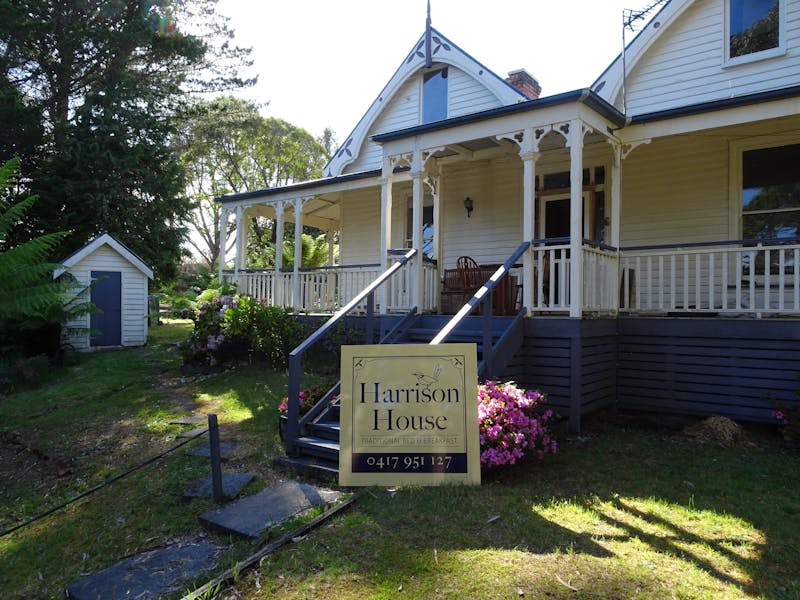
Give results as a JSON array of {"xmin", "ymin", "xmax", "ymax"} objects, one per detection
[
  {"xmin": 728, "ymin": 0, "xmax": 781, "ymax": 60},
  {"xmin": 422, "ymin": 68, "xmax": 448, "ymax": 124}
]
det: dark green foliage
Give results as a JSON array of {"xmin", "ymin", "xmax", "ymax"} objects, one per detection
[
  {"xmin": 182, "ymin": 294, "xmax": 304, "ymax": 369},
  {"xmin": 0, "ymin": 158, "xmax": 93, "ymax": 384},
  {"xmin": 0, "ymin": 158, "xmax": 66, "ymax": 321},
  {"xmin": 0, "ymin": 0, "xmax": 254, "ymax": 281},
  {"xmin": 178, "ymin": 96, "xmax": 331, "ymax": 270}
]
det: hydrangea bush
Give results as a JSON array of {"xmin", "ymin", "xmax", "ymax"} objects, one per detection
[
  {"xmin": 182, "ymin": 295, "xmax": 304, "ymax": 368},
  {"xmin": 477, "ymin": 380, "xmax": 556, "ymax": 468}
]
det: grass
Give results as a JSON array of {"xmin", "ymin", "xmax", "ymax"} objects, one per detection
[{"xmin": 1, "ymin": 319, "xmax": 799, "ymax": 599}]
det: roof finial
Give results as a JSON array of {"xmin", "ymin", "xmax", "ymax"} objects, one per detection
[{"xmin": 424, "ymin": 0, "xmax": 432, "ymax": 68}]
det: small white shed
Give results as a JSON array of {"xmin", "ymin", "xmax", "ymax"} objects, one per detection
[{"xmin": 55, "ymin": 233, "xmax": 154, "ymax": 350}]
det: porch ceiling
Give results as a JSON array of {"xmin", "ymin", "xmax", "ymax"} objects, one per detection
[{"xmin": 245, "ymin": 196, "xmax": 341, "ymax": 231}]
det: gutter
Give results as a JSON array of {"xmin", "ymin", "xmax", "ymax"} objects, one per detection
[
  {"xmin": 215, "ymin": 169, "xmax": 381, "ymax": 204},
  {"xmin": 630, "ymin": 85, "xmax": 800, "ymax": 124},
  {"xmin": 372, "ymin": 88, "xmax": 626, "ymax": 143}
]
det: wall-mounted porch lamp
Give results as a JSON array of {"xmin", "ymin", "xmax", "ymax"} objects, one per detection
[{"xmin": 464, "ymin": 196, "xmax": 474, "ymax": 218}]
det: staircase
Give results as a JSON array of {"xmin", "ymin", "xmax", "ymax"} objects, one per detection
[{"xmin": 277, "ymin": 312, "xmax": 526, "ymax": 476}]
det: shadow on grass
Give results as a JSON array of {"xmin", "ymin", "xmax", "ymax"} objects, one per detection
[{"xmin": 259, "ymin": 419, "xmax": 799, "ymax": 599}]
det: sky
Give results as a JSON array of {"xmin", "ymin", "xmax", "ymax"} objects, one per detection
[{"xmin": 214, "ymin": 0, "xmax": 659, "ymax": 143}]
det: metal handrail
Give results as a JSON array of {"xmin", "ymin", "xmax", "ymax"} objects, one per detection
[
  {"xmin": 430, "ymin": 241, "xmax": 530, "ymax": 377},
  {"xmin": 284, "ymin": 248, "xmax": 417, "ymax": 451},
  {"xmin": 296, "ymin": 306, "xmax": 419, "ymax": 430}
]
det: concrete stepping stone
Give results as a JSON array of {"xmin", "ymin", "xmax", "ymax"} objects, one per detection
[
  {"xmin": 169, "ymin": 395, "xmax": 195, "ymax": 404},
  {"xmin": 65, "ymin": 539, "xmax": 222, "ymax": 600},
  {"xmin": 199, "ymin": 480, "xmax": 341, "ymax": 538},
  {"xmin": 169, "ymin": 414, "xmax": 207, "ymax": 426},
  {"xmin": 185, "ymin": 441, "xmax": 238, "ymax": 458},
  {"xmin": 176, "ymin": 425, "xmax": 208, "ymax": 439},
  {"xmin": 182, "ymin": 473, "xmax": 255, "ymax": 500}
]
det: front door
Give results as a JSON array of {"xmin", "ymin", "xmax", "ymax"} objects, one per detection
[{"xmin": 90, "ymin": 271, "xmax": 122, "ymax": 346}]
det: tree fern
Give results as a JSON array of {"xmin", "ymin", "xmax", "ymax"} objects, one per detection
[{"xmin": 0, "ymin": 158, "xmax": 67, "ymax": 319}]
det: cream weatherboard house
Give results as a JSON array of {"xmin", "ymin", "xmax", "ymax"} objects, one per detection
[{"xmin": 218, "ymin": 0, "xmax": 799, "ymax": 462}]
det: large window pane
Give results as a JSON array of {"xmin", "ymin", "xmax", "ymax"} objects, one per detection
[
  {"xmin": 742, "ymin": 144, "xmax": 800, "ymax": 241},
  {"xmin": 730, "ymin": 0, "xmax": 779, "ymax": 58},
  {"xmin": 422, "ymin": 68, "xmax": 447, "ymax": 124}
]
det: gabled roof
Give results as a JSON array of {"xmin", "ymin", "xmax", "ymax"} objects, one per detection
[
  {"xmin": 324, "ymin": 27, "xmax": 528, "ymax": 177},
  {"xmin": 591, "ymin": 0, "xmax": 687, "ymax": 109},
  {"xmin": 54, "ymin": 233, "xmax": 154, "ymax": 279}
]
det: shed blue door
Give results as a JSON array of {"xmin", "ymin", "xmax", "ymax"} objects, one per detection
[{"xmin": 90, "ymin": 271, "xmax": 122, "ymax": 346}]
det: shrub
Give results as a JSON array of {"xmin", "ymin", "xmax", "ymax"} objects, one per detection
[
  {"xmin": 182, "ymin": 295, "xmax": 305, "ymax": 368},
  {"xmin": 477, "ymin": 380, "xmax": 556, "ymax": 468},
  {"xmin": 279, "ymin": 382, "xmax": 336, "ymax": 417},
  {"xmin": 181, "ymin": 296, "xmax": 228, "ymax": 365}
]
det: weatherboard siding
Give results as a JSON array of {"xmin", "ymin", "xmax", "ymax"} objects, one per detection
[
  {"xmin": 448, "ymin": 66, "xmax": 504, "ymax": 117},
  {"xmin": 339, "ymin": 188, "xmax": 381, "ymax": 266},
  {"xmin": 344, "ymin": 66, "xmax": 508, "ymax": 174},
  {"xmin": 622, "ymin": 0, "xmax": 800, "ymax": 115},
  {"xmin": 440, "ymin": 158, "xmax": 522, "ymax": 269},
  {"xmin": 344, "ymin": 77, "xmax": 420, "ymax": 175},
  {"xmin": 620, "ymin": 135, "xmax": 729, "ymax": 248}
]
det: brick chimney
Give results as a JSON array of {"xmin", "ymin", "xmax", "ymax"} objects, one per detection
[{"xmin": 506, "ymin": 69, "xmax": 541, "ymax": 100}]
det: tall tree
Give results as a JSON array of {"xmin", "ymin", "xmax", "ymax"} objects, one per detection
[
  {"xmin": 0, "ymin": 0, "xmax": 254, "ymax": 279},
  {"xmin": 179, "ymin": 96, "xmax": 331, "ymax": 270}
]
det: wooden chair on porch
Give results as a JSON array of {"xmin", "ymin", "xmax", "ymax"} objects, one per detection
[{"xmin": 456, "ymin": 256, "xmax": 481, "ymax": 290}]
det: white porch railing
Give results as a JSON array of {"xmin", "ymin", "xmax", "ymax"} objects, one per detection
[
  {"xmin": 229, "ymin": 239, "xmax": 800, "ymax": 317},
  {"xmin": 620, "ymin": 240, "xmax": 800, "ymax": 315},
  {"xmin": 529, "ymin": 242, "xmax": 617, "ymax": 313},
  {"xmin": 583, "ymin": 243, "xmax": 619, "ymax": 312},
  {"xmin": 531, "ymin": 243, "xmax": 571, "ymax": 313},
  {"xmin": 230, "ymin": 265, "xmax": 382, "ymax": 313},
  {"xmin": 226, "ymin": 256, "xmax": 438, "ymax": 314}
]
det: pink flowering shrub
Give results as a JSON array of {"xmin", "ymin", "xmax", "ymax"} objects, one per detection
[
  {"xmin": 477, "ymin": 380, "xmax": 556, "ymax": 468},
  {"xmin": 279, "ymin": 383, "xmax": 336, "ymax": 416},
  {"xmin": 181, "ymin": 295, "xmax": 304, "ymax": 368},
  {"xmin": 773, "ymin": 404, "xmax": 799, "ymax": 444}
]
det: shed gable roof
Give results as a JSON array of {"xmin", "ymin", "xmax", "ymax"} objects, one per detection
[
  {"xmin": 54, "ymin": 233, "xmax": 154, "ymax": 279},
  {"xmin": 324, "ymin": 27, "xmax": 527, "ymax": 177}
]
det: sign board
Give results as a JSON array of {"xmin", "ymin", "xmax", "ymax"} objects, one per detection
[{"xmin": 339, "ymin": 343, "xmax": 480, "ymax": 486}]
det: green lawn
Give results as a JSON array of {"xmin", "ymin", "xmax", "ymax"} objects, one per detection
[{"xmin": 1, "ymin": 320, "xmax": 798, "ymax": 599}]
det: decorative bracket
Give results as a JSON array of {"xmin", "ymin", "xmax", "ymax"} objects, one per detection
[
  {"xmin": 421, "ymin": 146, "xmax": 446, "ymax": 169},
  {"xmin": 620, "ymin": 139, "xmax": 652, "ymax": 160},
  {"xmin": 563, "ymin": 122, "xmax": 594, "ymax": 148},
  {"xmin": 423, "ymin": 174, "xmax": 439, "ymax": 195}
]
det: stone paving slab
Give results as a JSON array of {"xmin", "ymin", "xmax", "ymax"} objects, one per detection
[
  {"xmin": 185, "ymin": 441, "xmax": 238, "ymax": 458},
  {"xmin": 169, "ymin": 395, "xmax": 197, "ymax": 407},
  {"xmin": 169, "ymin": 414, "xmax": 207, "ymax": 426},
  {"xmin": 176, "ymin": 425, "xmax": 208, "ymax": 439},
  {"xmin": 199, "ymin": 481, "xmax": 341, "ymax": 538},
  {"xmin": 182, "ymin": 473, "xmax": 255, "ymax": 499},
  {"xmin": 65, "ymin": 539, "xmax": 222, "ymax": 600}
]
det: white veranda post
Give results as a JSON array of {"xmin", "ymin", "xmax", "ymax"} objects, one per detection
[
  {"xmin": 292, "ymin": 198, "xmax": 305, "ymax": 310},
  {"xmin": 218, "ymin": 206, "xmax": 228, "ymax": 284},
  {"xmin": 568, "ymin": 119, "xmax": 584, "ymax": 318},
  {"xmin": 274, "ymin": 201, "xmax": 285, "ymax": 306},
  {"xmin": 379, "ymin": 158, "xmax": 394, "ymax": 313},
  {"xmin": 519, "ymin": 127, "xmax": 539, "ymax": 315},
  {"xmin": 411, "ymin": 150, "xmax": 424, "ymax": 311}
]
